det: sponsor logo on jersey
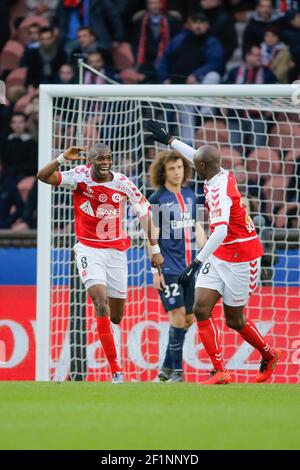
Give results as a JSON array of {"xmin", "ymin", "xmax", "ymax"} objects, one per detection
[
  {"xmin": 80, "ymin": 201, "xmax": 95, "ymax": 216},
  {"xmin": 171, "ymin": 219, "xmax": 195, "ymax": 229},
  {"xmin": 83, "ymin": 192, "xmax": 94, "ymax": 198},
  {"xmin": 99, "ymin": 194, "xmax": 108, "ymax": 203},
  {"xmin": 112, "ymin": 193, "xmax": 122, "ymax": 203},
  {"xmin": 96, "ymin": 204, "xmax": 120, "ymax": 219},
  {"xmin": 211, "ymin": 208, "xmax": 222, "ymax": 219}
]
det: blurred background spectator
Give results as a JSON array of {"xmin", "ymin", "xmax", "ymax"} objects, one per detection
[
  {"xmin": 130, "ymin": 0, "xmax": 182, "ymax": 83},
  {"xmin": 23, "ymin": 26, "xmax": 67, "ymax": 89},
  {"xmin": 26, "ymin": 0, "xmax": 59, "ymax": 22},
  {"xmin": 158, "ymin": 13, "xmax": 224, "ymax": 84},
  {"xmin": 261, "ymin": 26, "xmax": 293, "ymax": 82}
]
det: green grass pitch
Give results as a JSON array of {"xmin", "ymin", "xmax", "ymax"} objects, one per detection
[{"xmin": 0, "ymin": 382, "xmax": 299, "ymax": 450}]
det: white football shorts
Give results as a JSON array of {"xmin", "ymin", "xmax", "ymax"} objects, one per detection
[
  {"xmin": 195, "ymin": 254, "xmax": 261, "ymax": 307},
  {"xmin": 73, "ymin": 242, "xmax": 128, "ymax": 298}
]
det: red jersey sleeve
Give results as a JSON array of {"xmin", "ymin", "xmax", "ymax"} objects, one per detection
[{"xmin": 208, "ymin": 177, "xmax": 232, "ymax": 228}]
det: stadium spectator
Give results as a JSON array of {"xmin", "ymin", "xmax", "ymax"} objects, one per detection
[
  {"xmin": 261, "ymin": 26, "xmax": 293, "ymax": 83},
  {"xmin": 84, "ymin": 52, "xmax": 116, "ymax": 84},
  {"xmin": 24, "ymin": 94, "xmax": 39, "ymax": 141},
  {"xmin": 242, "ymin": 0, "xmax": 284, "ymax": 56},
  {"xmin": 281, "ymin": 9, "xmax": 300, "ymax": 80},
  {"xmin": 158, "ymin": 13, "xmax": 224, "ymax": 142},
  {"xmin": 0, "ymin": 161, "xmax": 24, "ymax": 229},
  {"xmin": 25, "ymin": 23, "xmax": 41, "ymax": 50},
  {"xmin": 26, "ymin": 0, "xmax": 59, "ymax": 22},
  {"xmin": 148, "ymin": 150, "xmax": 205, "ymax": 382},
  {"xmin": 226, "ymin": 45, "xmax": 277, "ymax": 152},
  {"xmin": 55, "ymin": 63, "xmax": 75, "ymax": 84},
  {"xmin": 130, "ymin": 0, "xmax": 182, "ymax": 83},
  {"xmin": 54, "ymin": 0, "xmax": 125, "ymax": 58},
  {"xmin": 123, "ymin": 0, "xmax": 193, "ymax": 35},
  {"xmin": 0, "ymin": 112, "xmax": 38, "ymax": 182},
  {"xmin": 158, "ymin": 13, "xmax": 224, "ymax": 84},
  {"xmin": 70, "ymin": 27, "xmax": 101, "ymax": 65},
  {"xmin": 196, "ymin": 0, "xmax": 238, "ymax": 62},
  {"xmin": 23, "ymin": 27, "xmax": 67, "ymax": 89},
  {"xmin": 11, "ymin": 179, "xmax": 38, "ymax": 231}
]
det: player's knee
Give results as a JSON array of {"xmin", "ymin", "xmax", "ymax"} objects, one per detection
[
  {"xmin": 225, "ymin": 317, "xmax": 245, "ymax": 331},
  {"xmin": 193, "ymin": 301, "xmax": 211, "ymax": 321},
  {"xmin": 91, "ymin": 296, "xmax": 108, "ymax": 317},
  {"xmin": 110, "ymin": 314, "xmax": 122, "ymax": 325}
]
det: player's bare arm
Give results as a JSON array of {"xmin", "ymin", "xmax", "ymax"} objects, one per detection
[
  {"xmin": 36, "ymin": 146, "xmax": 87, "ymax": 185},
  {"xmin": 139, "ymin": 211, "xmax": 164, "ymax": 272},
  {"xmin": 146, "ymin": 226, "xmax": 166, "ymax": 291}
]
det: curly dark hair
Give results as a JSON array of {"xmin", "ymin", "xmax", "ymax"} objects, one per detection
[{"xmin": 149, "ymin": 150, "xmax": 193, "ymax": 189}]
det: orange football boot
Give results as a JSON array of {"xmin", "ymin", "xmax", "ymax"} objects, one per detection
[
  {"xmin": 256, "ymin": 348, "xmax": 282, "ymax": 383},
  {"xmin": 201, "ymin": 369, "xmax": 233, "ymax": 385}
]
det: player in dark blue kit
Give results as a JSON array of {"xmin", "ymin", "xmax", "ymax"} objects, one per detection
[{"xmin": 149, "ymin": 150, "xmax": 206, "ymax": 382}]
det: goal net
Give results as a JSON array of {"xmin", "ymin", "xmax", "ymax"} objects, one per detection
[{"xmin": 36, "ymin": 84, "xmax": 300, "ymax": 383}]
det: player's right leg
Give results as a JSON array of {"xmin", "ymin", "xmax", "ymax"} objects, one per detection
[
  {"xmin": 88, "ymin": 284, "xmax": 122, "ymax": 381},
  {"xmin": 73, "ymin": 242, "xmax": 122, "ymax": 381},
  {"xmin": 194, "ymin": 259, "xmax": 232, "ymax": 384}
]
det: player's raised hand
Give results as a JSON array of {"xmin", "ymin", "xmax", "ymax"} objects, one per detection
[
  {"xmin": 145, "ymin": 120, "xmax": 173, "ymax": 145},
  {"xmin": 63, "ymin": 146, "xmax": 87, "ymax": 161}
]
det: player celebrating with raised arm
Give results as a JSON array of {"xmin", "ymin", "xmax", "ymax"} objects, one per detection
[
  {"xmin": 145, "ymin": 120, "xmax": 281, "ymax": 384},
  {"xmin": 37, "ymin": 143, "xmax": 163, "ymax": 383},
  {"xmin": 148, "ymin": 150, "xmax": 206, "ymax": 382}
]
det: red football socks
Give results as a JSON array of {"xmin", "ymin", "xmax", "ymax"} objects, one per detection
[
  {"xmin": 197, "ymin": 319, "xmax": 226, "ymax": 372},
  {"xmin": 97, "ymin": 316, "xmax": 121, "ymax": 374},
  {"xmin": 239, "ymin": 320, "xmax": 275, "ymax": 361}
]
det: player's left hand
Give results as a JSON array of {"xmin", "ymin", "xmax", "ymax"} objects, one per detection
[
  {"xmin": 151, "ymin": 253, "xmax": 164, "ymax": 272},
  {"xmin": 145, "ymin": 120, "xmax": 172, "ymax": 145},
  {"xmin": 178, "ymin": 259, "xmax": 202, "ymax": 286}
]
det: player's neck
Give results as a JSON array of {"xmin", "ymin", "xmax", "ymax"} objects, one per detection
[
  {"xmin": 206, "ymin": 167, "xmax": 221, "ymax": 182},
  {"xmin": 164, "ymin": 181, "xmax": 182, "ymax": 193},
  {"xmin": 91, "ymin": 169, "xmax": 114, "ymax": 183}
]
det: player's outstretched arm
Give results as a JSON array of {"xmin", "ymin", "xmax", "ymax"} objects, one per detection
[
  {"xmin": 36, "ymin": 146, "xmax": 87, "ymax": 186},
  {"xmin": 145, "ymin": 120, "xmax": 195, "ymax": 162}
]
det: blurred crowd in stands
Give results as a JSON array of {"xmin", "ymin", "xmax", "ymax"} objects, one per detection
[{"xmin": 0, "ymin": 0, "xmax": 299, "ymax": 232}]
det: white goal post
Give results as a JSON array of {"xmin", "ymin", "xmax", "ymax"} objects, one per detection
[{"xmin": 36, "ymin": 84, "xmax": 300, "ymax": 382}]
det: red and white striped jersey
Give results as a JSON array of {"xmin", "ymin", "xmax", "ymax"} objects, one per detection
[
  {"xmin": 57, "ymin": 165, "xmax": 150, "ymax": 250},
  {"xmin": 204, "ymin": 169, "xmax": 264, "ymax": 262}
]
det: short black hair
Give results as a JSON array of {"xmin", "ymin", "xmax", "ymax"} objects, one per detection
[
  {"xmin": 77, "ymin": 26, "xmax": 94, "ymax": 35},
  {"xmin": 188, "ymin": 12, "xmax": 209, "ymax": 23}
]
